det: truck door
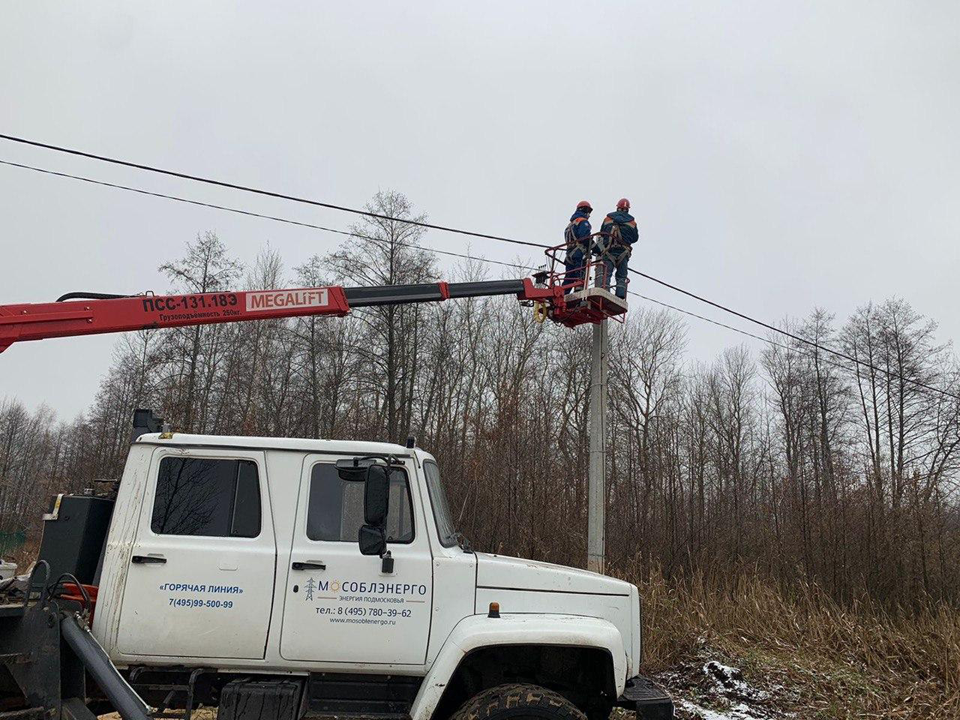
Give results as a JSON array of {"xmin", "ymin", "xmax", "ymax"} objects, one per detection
[
  {"xmin": 279, "ymin": 455, "xmax": 433, "ymax": 665},
  {"xmin": 116, "ymin": 448, "xmax": 276, "ymax": 660}
]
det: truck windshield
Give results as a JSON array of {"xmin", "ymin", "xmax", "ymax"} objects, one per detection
[{"xmin": 423, "ymin": 461, "xmax": 458, "ymax": 547}]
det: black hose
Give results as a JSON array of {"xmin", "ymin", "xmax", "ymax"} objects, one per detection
[
  {"xmin": 56, "ymin": 292, "xmax": 130, "ymax": 302},
  {"xmin": 50, "ymin": 572, "xmax": 92, "ymax": 613}
]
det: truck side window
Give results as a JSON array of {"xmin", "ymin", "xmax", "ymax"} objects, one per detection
[
  {"xmin": 423, "ymin": 461, "xmax": 458, "ymax": 547},
  {"xmin": 151, "ymin": 457, "xmax": 262, "ymax": 538},
  {"xmin": 306, "ymin": 463, "xmax": 414, "ymax": 543}
]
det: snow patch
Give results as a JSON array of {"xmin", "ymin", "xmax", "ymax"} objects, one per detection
[
  {"xmin": 680, "ymin": 699, "xmax": 769, "ymax": 720},
  {"xmin": 703, "ymin": 660, "xmax": 771, "ymax": 701},
  {"xmin": 673, "ymin": 659, "xmax": 784, "ymax": 718}
]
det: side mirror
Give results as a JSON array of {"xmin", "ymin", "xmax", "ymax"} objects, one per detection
[
  {"xmin": 359, "ymin": 525, "xmax": 387, "ymax": 557},
  {"xmin": 359, "ymin": 464, "xmax": 390, "ymax": 558},
  {"xmin": 363, "ymin": 464, "xmax": 390, "ymax": 526}
]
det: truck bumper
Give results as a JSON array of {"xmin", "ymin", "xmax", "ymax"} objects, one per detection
[{"xmin": 616, "ymin": 675, "xmax": 674, "ymax": 719}]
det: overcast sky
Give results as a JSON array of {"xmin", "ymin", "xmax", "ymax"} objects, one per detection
[{"xmin": 2, "ymin": 2, "xmax": 958, "ymax": 420}]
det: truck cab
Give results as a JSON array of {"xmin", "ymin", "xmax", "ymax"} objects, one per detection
[{"xmin": 86, "ymin": 432, "xmax": 671, "ymax": 720}]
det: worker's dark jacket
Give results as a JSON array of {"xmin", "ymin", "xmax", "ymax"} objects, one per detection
[
  {"xmin": 565, "ymin": 211, "xmax": 593, "ymax": 251},
  {"xmin": 600, "ymin": 211, "xmax": 639, "ymax": 248}
]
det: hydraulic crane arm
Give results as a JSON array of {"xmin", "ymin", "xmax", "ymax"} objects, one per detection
[
  {"xmin": 0, "ymin": 244, "xmax": 632, "ymax": 354},
  {"xmin": 342, "ymin": 279, "xmax": 525, "ymax": 306},
  {"xmin": 0, "ymin": 278, "xmax": 557, "ymax": 354}
]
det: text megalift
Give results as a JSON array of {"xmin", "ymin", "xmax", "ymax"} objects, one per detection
[{"xmin": 245, "ymin": 288, "xmax": 330, "ymax": 312}]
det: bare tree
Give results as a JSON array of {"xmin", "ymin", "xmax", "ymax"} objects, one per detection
[{"xmin": 4, "ymin": 205, "xmax": 960, "ymax": 611}]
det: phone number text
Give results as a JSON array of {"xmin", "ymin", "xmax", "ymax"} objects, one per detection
[{"xmin": 168, "ymin": 597, "xmax": 235, "ymax": 609}]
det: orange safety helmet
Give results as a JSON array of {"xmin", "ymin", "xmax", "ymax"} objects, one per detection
[
  {"xmin": 616, "ymin": 198, "xmax": 630, "ymax": 211},
  {"xmin": 576, "ymin": 200, "xmax": 593, "ymax": 212}
]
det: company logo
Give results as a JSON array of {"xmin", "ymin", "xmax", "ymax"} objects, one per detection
[
  {"xmin": 300, "ymin": 578, "xmax": 428, "ymax": 601},
  {"xmin": 245, "ymin": 289, "xmax": 329, "ymax": 312}
]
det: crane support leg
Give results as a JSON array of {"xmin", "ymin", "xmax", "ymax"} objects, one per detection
[{"xmin": 60, "ymin": 614, "xmax": 150, "ymax": 720}]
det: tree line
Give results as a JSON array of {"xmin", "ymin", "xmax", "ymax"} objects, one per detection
[{"xmin": 1, "ymin": 190, "xmax": 958, "ymax": 609}]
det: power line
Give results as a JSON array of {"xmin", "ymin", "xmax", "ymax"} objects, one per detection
[
  {"xmin": 0, "ymin": 159, "xmax": 534, "ymax": 273},
  {"xmin": 0, "ymin": 151, "xmax": 910, "ymax": 386},
  {"xmin": 0, "ymin": 158, "xmax": 769, "ymax": 345},
  {"xmin": 630, "ymin": 289, "xmax": 960, "ymax": 406},
  {"xmin": 1, "ymin": 135, "xmax": 956, "ymax": 402},
  {"xmin": 626, "ymin": 290, "xmax": 884, "ymax": 387},
  {"xmin": 629, "ymin": 290, "xmax": 779, "ymax": 347},
  {"xmin": 0, "ymin": 153, "xmax": 829, "ymax": 352},
  {"xmin": 0, "ymin": 162, "xmax": 688, "ymax": 335},
  {"xmin": 0, "ymin": 133, "xmax": 544, "ymax": 250},
  {"xmin": 1, "ymin": 149, "xmax": 853, "ymax": 374},
  {"xmin": 628, "ymin": 268, "xmax": 960, "ymax": 402}
]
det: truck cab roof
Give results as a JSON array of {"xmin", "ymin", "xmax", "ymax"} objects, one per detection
[{"xmin": 134, "ymin": 432, "xmax": 421, "ymax": 459}]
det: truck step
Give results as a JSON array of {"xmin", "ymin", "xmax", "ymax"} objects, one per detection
[
  {"xmin": 128, "ymin": 667, "xmax": 208, "ymax": 720},
  {"xmin": 307, "ymin": 674, "xmax": 422, "ymax": 718},
  {"xmin": 617, "ymin": 676, "xmax": 674, "ymax": 720}
]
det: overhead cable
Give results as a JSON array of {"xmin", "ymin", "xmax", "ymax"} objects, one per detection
[
  {"xmin": 1, "ymin": 136, "xmax": 955, "ymax": 402},
  {"xmin": 0, "ymin": 159, "xmax": 534, "ymax": 272},
  {"xmin": 627, "ymin": 268, "xmax": 959, "ymax": 401},
  {"xmin": 0, "ymin": 133, "xmax": 543, "ymax": 249},
  {"xmin": 626, "ymin": 290, "xmax": 890, "ymax": 390}
]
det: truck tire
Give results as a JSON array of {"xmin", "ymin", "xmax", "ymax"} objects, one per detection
[{"xmin": 451, "ymin": 684, "xmax": 586, "ymax": 720}]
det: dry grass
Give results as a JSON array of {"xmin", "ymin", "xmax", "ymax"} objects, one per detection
[{"xmin": 627, "ymin": 567, "xmax": 960, "ymax": 719}]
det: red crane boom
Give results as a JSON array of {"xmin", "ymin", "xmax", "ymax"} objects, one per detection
[{"xmin": 0, "ymin": 248, "xmax": 627, "ymax": 354}]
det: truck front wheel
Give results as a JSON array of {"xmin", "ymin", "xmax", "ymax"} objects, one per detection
[{"xmin": 451, "ymin": 684, "xmax": 586, "ymax": 720}]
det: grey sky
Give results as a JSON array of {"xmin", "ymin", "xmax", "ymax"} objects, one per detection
[{"xmin": 2, "ymin": 2, "xmax": 958, "ymax": 419}]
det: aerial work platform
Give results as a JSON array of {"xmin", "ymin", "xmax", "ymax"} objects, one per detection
[
  {"xmin": 531, "ymin": 238, "xmax": 630, "ymax": 328},
  {"xmin": 555, "ymin": 286, "xmax": 628, "ymax": 328}
]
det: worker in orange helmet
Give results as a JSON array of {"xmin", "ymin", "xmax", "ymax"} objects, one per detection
[
  {"xmin": 598, "ymin": 198, "xmax": 638, "ymax": 300},
  {"xmin": 563, "ymin": 200, "xmax": 593, "ymax": 293}
]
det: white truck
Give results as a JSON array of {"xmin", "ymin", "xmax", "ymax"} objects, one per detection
[
  {"xmin": 0, "ymin": 425, "xmax": 672, "ymax": 720},
  {"xmin": 0, "ymin": 215, "xmax": 669, "ymax": 720}
]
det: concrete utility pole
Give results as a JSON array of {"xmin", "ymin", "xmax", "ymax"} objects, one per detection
[{"xmin": 587, "ymin": 319, "xmax": 609, "ymax": 574}]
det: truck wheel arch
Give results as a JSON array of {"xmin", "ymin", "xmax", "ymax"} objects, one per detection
[{"xmin": 411, "ymin": 615, "xmax": 627, "ymax": 720}]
